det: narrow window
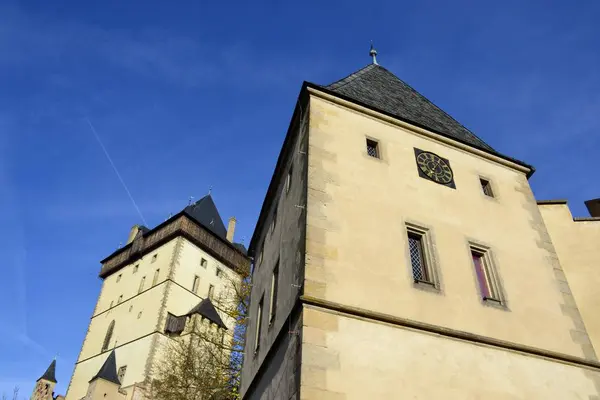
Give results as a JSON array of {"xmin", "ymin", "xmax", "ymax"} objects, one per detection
[
  {"xmin": 152, "ymin": 269, "xmax": 160, "ymax": 286},
  {"xmin": 286, "ymin": 165, "xmax": 293, "ymax": 194},
  {"xmin": 269, "ymin": 262, "xmax": 279, "ymax": 323},
  {"xmin": 137, "ymin": 311, "xmax": 142, "ymax": 319},
  {"xmin": 117, "ymin": 366, "xmax": 127, "ymax": 384},
  {"xmin": 101, "ymin": 320, "xmax": 115, "ymax": 352},
  {"xmin": 117, "ymin": 295, "xmax": 123, "ymax": 304},
  {"xmin": 192, "ymin": 275, "xmax": 200, "ymax": 293},
  {"xmin": 109, "ymin": 301, "xmax": 114, "ymax": 309},
  {"xmin": 116, "ymin": 274, "xmax": 122, "ymax": 283},
  {"xmin": 133, "ymin": 264, "xmax": 139, "ymax": 274},
  {"xmin": 480, "ymin": 178, "xmax": 494, "ymax": 197},
  {"xmin": 258, "ymin": 243, "xmax": 264, "ymax": 266},
  {"xmin": 366, "ymin": 138, "xmax": 380, "ymax": 159},
  {"xmin": 201, "ymin": 258, "xmax": 208, "ymax": 268},
  {"xmin": 208, "ymin": 284, "xmax": 215, "ymax": 299},
  {"xmin": 254, "ymin": 296, "xmax": 264, "ymax": 353},
  {"xmin": 216, "ymin": 268, "xmax": 223, "ymax": 278},
  {"xmin": 151, "ymin": 254, "xmax": 158, "ymax": 263},
  {"xmin": 471, "ymin": 247, "xmax": 501, "ymax": 302},
  {"xmin": 129, "ymin": 305, "xmax": 133, "ymax": 312},
  {"xmin": 407, "ymin": 231, "xmax": 431, "ymax": 284},
  {"xmin": 138, "ymin": 276, "xmax": 146, "ymax": 293},
  {"xmin": 271, "ymin": 207, "xmax": 278, "ymax": 234}
]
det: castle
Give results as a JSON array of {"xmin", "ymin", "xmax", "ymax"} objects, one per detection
[{"xmin": 34, "ymin": 52, "xmax": 600, "ymax": 399}]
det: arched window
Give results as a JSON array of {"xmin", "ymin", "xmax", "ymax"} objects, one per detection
[{"xmin": 102, "ymin": 320, "xmax": 115, "ymax": 352}]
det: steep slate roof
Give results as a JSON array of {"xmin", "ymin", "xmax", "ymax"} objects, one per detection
[
  {"xmin": 183, "ymin": 194, "xmax": 227, "ymax": 240},
  {"xmin": 89, "ymin": 350, "xmax": 120, "ymax": 385},
  {"xmin": 37, "ymin": 359, "xmax": 57, "ymax": 383},
  {"xmin": 187, "ymin": 298, "xmax": 227, "ymax": 329},
  {"xmin": 321, "ymin": 64, "xmax": 496, "ymax": 153}
]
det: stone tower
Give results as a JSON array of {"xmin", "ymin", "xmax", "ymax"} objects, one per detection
[
  {"xmin": 31, "ymin": 360, "xmax": 62, "ymax": 400},
  {"xmin": 240, "ymin": 58, "xmax": 600, "ymax": 399},
  {"xmin": 65, "ymin": 195, "xmax": 250, "ymax": 400}
]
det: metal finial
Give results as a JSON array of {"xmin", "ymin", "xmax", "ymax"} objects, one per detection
[
  {"xmin": 208, "ymin": 186, "xmax": 212, "ymax": 195},
  {"xmin": 188, "ymin": 196, "xmax": 194, "ymax": 205},
  {"xmin": 369, "ymin": 41, "xmax": 378, "ymax": 65}
]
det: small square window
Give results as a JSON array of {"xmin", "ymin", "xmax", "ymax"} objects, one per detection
[
  {"xmin": 208, "ymin": 284, "xmax": 215, "ymax": 299},
  {"xmin": 201, "ymin": 258, "xmax": 207, "ymax": 268},
  {"xmin": 151, "ymin": 254, "xmax": 158, "ymax": 263},
  {"xmin": 192, "ymin": 275, "xmax": 200, "ymax": 293},
  {"xmin": 116, "ymin": 274, "xmax": 122, "ymax": 283},
  {"xmin": 133, "ymin": 265, "xmax": 139, "ymax": 274},
  {"xmin": 216, "ymin": 268, "xmax": 223, "ymax": 278},
  {"xmin": 366, "ymin": 138, "xmax": 380, "ymax": 159},
  {"xmin": 480, "ymin": 178, "xmax": 494, "ymax": 197},
  {"xmin": 471, "ymin": 247, "xmax": 502, "ymax": 303}
]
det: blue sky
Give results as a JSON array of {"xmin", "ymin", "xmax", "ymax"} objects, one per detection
[{"xmin": 1, "ymin": 0, "xmax": 599, "ymax": 396}]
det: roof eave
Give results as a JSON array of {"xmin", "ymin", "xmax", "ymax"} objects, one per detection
[{"xmin": 305, "ymin": 82, "xmax": 535, "ymax": 178}]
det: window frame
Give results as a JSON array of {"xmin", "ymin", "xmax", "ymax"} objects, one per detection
[
  {"xmin": 200, "ymin": 258, "xmax": 208, "ymax": 268},
  {"xmin": 102, "ymin": 320, "xmax": 115, "ymax": 352},
  {"xmin": 152, "ymin": 269, "xmax": 160, "ymax": 286},
  {"xmin": 479, "ymin": 177, "xmax": 495, "ymax": 198},
  {"xmin": 468, "ymin": 243, "xmax": 505, "ymax": 306},
  {"xmin": 192, "ymin": 275, "xmax": 200, "ymax": 293},
  {"xmin": 366, "ymin": 138, "xmax": 380, "ymax": 159},
  {"xmin": 151, "ymin": 254, "xmax": 158, "ymax": 263},
  {"xmin": 286, "ymin": 165, "xmax": 293, "ymax": 194},
  {"xmin": 216, "ymin": 268, "xmax": 223, "ymax": 278},
  {"xmin": 117, "ymin": 365, "xmax": 127, "ymax": 384},
  {"xmin": 208, "ymin": 284, "xmax": 215, "ymax": 299},
  {"xmin": 269, "ymin": 261, "xmax": 279, "ymax": 324},
  {"xmin": 138, "ymin": 276, "xmax": 146, "ymax": 293},
  {"xmin": 404, "ymin": 222, "xmax": 441, "ymax": 291},
  {"xmin": 254, "ymin": 295, "xmax": 264, "ymax": 354},
  {"xmin": 133, "ymin": 264, "xmax": 139, "ymax": 274},
  {"xmin": 116, "ymin": 274, "xmax": 122, "ymax": 283}
]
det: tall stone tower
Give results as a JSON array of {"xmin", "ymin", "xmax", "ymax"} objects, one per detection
[
  {"xmin": 65, "ymin": 195, "xmax": 250, "ymax": 400},
  {"xmin": 240, "ymin": 55, "xmax": 600, "ymax": 399},
  {"xmin": 31, "ymin": 360, "xmax": 62, "ymax": 400}
]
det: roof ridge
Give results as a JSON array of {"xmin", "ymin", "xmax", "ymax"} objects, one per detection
[{"xmin": 325, "ymin": 64, "xmax": 378, "ymax": 91}]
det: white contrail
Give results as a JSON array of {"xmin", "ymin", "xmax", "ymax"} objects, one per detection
[{"xmin": 85, "ymin": 118, "xmax": 148, "ymax": 226}]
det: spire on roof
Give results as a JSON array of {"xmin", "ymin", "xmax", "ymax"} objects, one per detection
[
  {"xmin": 37, "ymin": 359, "xmax": 57, "ymax": 383},
  {"xmin": 89, "ymin": 350, "xmax": 120, "ymax": 385},
  {"xmin": 369, "ymin": 42, "xmax": 378, "ymax": 65},
  {"xmin": 187, "ymin": 298, "xmax": 227, "ymax": 329}
]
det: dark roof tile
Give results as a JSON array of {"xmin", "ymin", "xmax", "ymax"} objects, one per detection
[
  {"xmin": 184, "ymin": 195, "xmax": 227, "ymax": 240},
  {"xmin": 320, "ymin": 64, "xmax": 495, "ymax": 153},
  {"xmin": 89, "ymin": 350, "xmax": 120, "ymax": 385},
  {"xmin": 187, "ymin": 298, "xmax": 227, "ymax": 329},
  {"xmin": 37, "ymin": 359, "xmax": 57, "ymax": 383}
]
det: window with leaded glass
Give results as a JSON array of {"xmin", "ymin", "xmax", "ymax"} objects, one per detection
[
  {"xmin": 407, "ymin": 231, "xmax": 430, "ymax": 283},
  {"xmin": 366, "ymin": 138, "xmax": 380, "ymax": 159}
]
